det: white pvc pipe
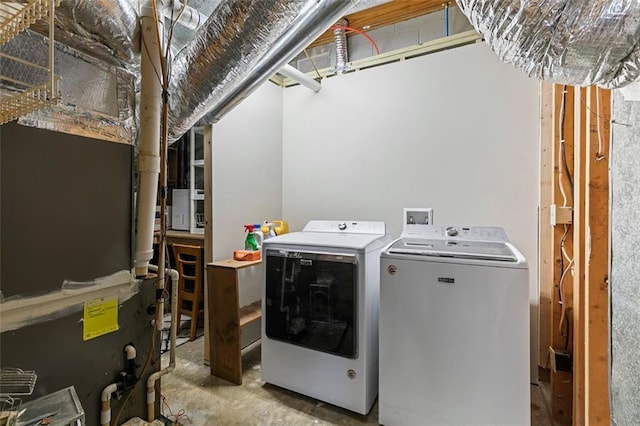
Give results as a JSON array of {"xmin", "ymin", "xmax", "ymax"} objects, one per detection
[
  {"xmin": 146, "ymin": 265, "xmax": 179, "ymax": 422},
  {"xmin": 157, "ymin": 0, "xmax": 207, "ymax": 31},
  {"xmin": 124, "ymin": 344, "xmax": 137, "ymax": 360},
  {"xmin": 279, "ymin": 64, "xmax": 321, "ymax": 92},
  {"xmin": 134, "ymin": 2, "xmax": 164, "ymax": 278},
  {"xmin": 100, "ymin": 383, "xmax": 118, "ymax": 426}
]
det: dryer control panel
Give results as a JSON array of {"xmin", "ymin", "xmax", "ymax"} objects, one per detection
[{"xmin": 303, "ymin": 220, "xmax": 386, "ymax": 235}]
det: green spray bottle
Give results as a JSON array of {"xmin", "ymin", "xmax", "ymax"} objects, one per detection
[{"xmin": 244, "ymin": 224, "xmax": 259, "ymax": 251}]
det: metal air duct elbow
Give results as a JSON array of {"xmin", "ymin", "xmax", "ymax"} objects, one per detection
[
  {"xmin": 35, "ymin": 0, "xmax": 141, "ymax": 68},
  {"xmin": 456, "ymin": 0, "xmax": 640, "ymax": 88},
  {"xmin": 167, "ymin": 0, "xmax": 362, "ymax": 142},
  {"xmin": 334, "ymin": 18, "xmax": 349, "ymax": 74}
]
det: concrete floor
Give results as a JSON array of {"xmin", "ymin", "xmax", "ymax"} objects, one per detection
[{"xmin": 159, "ymin": 337, "xmax": 554, "ymax": 425}]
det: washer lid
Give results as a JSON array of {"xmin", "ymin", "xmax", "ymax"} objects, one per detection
[{"xmin": 387, "ymin": 238, "xmax": 518, "ymax": 262}]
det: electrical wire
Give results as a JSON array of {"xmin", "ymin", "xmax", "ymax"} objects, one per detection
[
  {"xmin": 303, "ymin": 49, "xmax": 322, "ymax": 81},
  {"xmin": 557, "ymin": 225, "xmax": 571, "ymax": 311},
  {"xmin": 330, "ymin": 25, "xmax": 380, "ymax": 55},
  {"xmin": 558, "ymin": 85, "xmax": 572, "ymax": 207},
  {"xmin": 560, "ymin": 225, "xmax": 572, "ymax": 264},
  {"xmin": 557, "ymin": 257, "xmax": 574, "ymax": 335},
  {"xmin": 578, "ymin": 88, "xmax": 608, "ymax": 160},
  {"xmin": 161, "ymin": 393, "xmax": 192, "ymax": 424},
  {"xmin": 594, "ymin": 87, "xmax": 605, "ymax": 161},
  {"xmin": 165, "ymin": 0, "xmax": 187, "ymax": 85},
  {"xmin": 151, "ymin": 0, "xmax": 167, "ymax": 86},
  {"xmin": 556, "ymin": 86, "xmax": 575, "ymax": 350}
]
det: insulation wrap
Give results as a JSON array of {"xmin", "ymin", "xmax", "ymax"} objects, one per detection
[
  {"xmin": 1, "ymin": 31, "xmax": 136, "ymax": 144},
  {"xmin": 29, "ymin": 0, "xmax": 140, "ymax": 69},
  {"xmin": 456, "ymin": 0, "xmax": 640, "ymax": 88},
  {"xmin": 167, "ymin": 0, "xmax": 359, "ymax": 141}
]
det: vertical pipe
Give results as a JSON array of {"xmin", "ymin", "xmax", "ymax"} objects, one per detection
[
  {"xmin": 156, "ymin": 54, "xmax": 169, "ymax": 330},
  {"xmin": 135, "ymin": 2, "xmax": 164, "ymax": 279},
  {"xmin": 100, "ymin": 383, "xmax": 119, "ymax": 426},
  {"xmin": 146, "ymin": 267, "xmax": 179, "ymax": 421},
  {"xmin": 48, "ymin": 0, "xmax": 55, "ymax": 96},
  {"xmin": 444, "ymin": 3, "xmax": 450, "ymax": 37}
]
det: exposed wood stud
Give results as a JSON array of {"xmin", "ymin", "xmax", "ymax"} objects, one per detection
[
  {"xmin": 549, "ymin": 84, "xmax": 574, "ymax": 425},
  {"xmin": 572, "ymin": 87, "xmax": 587, "ymax": 426},
  {"xmin": 542, "ymin": 83, "xmax": 611, "ymax": 425},
  {"xmin": 539, "ymin": 82, "xmax": 554, "ymax": 365},
  {"xmin": 584, "ymin": 86, "xmax": 611, "ymax": 425}
]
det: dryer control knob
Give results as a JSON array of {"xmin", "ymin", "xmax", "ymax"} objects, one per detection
[
  {"xmin": 445, "ymin": 226, "xmax": 459, "ymax": 237},
  {"xmin": 338, "ymin": 222, "xmax": 347, "ymax": 231}
]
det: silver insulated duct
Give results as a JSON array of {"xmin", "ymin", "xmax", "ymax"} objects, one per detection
[
  {"xmin": 456, "ymin": 0, "xmax": 640, "ymax": 88},
  {"xmin": 167, "ymin": 0, "xmax": 361, "ymax": 141},
  {"xmin": 31, "ymin": 0, "xmax": 140, "ymax": 69}
]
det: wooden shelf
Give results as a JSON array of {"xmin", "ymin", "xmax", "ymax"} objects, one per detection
[
  {"xmin": 210, "ymin": 258, "xmax": 261, "ymax": 269},
  {"xmin": 207, "ymin": 259, "xmax": 262, "ymax": 385},
  {"xmin": 239, "ymin": 300, "xmax": 262, "ymax": 327}
]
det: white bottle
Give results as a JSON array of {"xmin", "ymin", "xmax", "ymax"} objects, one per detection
[
  {"xmin": 266, "ymin": 222, "xmax": 277, "ymax": 239},
  {"xmin": 253, "ymin": 224, "xmax": 264, "ymax": 249}
]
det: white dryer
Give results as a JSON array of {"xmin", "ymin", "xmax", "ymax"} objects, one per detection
[
  {"xmin": 262, "ymin": 220, "xmax": 388, "ymax": 415},
  {"xmin": 379, "ymin": 225, "xmax": 530, "ymax": 425}
]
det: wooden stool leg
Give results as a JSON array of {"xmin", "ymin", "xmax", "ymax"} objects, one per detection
[{"xmin": 189, "ymin": 296, "xmax": 198, "ymax": 341}]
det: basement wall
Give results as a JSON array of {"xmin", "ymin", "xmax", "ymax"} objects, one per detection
[
  {"xmin": 0, "ymin": 123, "xmax": 157, "ymax": 423},
  {"xmin": 610, "ymin": 91, "xmax": 640, "ymax": 425},
  {"xmin": 211, "ymin": 81, "xmax": 284, "ymax": 344},
  {"xmin": 282, "ymin": 42, "xmax": 540, "ymax": 382}
]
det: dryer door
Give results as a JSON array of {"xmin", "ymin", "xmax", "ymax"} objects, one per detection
[{"xmin": 265, "ymin": 249, "xmax": 358, "ymax": 358}]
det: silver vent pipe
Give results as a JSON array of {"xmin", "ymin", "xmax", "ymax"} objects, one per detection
[
  {"xmin": 333, "ymin": 18, "xmax": 349, "ymax": 74},
  {"xmin": 167, "ymin": 0, "xmax": 363, "ymax": 141}
]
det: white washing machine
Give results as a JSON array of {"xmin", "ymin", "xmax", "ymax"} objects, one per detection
[
  {"xmin": 261, "ymin": 220, "xmax": 388, "ymax": 415},
  {"xmin": 379, "ymin": 225, "xmax": 530, "ymax": 425}
]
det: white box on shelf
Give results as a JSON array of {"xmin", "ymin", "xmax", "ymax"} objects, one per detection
[{"xmin": 171, "ymin": 189, "xmax": 190, "ymax": 231}]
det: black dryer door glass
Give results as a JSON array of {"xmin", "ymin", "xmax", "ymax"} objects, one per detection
[{"xmin": 265, "ymin": 249, "xmax": 358, "ymax": 358}]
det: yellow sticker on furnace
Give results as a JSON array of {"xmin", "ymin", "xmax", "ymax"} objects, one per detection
[{"xmin": 83, "ymin": 297, "xmax": 119, "ymax": 341}]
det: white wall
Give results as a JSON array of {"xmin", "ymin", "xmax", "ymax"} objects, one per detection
[
  {"xmin": 282, "ymin": 43, "xmax": 540, "ymax": 379},
  {"xmin": 212, "ymin": 81, "xmax": 283, "ymax": 347},
  {"xmin": 212, "ymin": 81, "xmax": 283, "ymax": 264}
]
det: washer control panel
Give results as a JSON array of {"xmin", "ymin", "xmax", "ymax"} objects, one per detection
[{"xmin": 402, "ymin": 225, "xmax": 509, "ymax": 242}]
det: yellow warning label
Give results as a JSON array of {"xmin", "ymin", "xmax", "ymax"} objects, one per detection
[{"xmin": 83, "ymin": 297, "xmax": 119, "ymax": 341}]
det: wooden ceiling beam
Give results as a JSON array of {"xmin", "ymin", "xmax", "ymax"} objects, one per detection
[{"xmin": 308, "ymin": 0, "xmax": 450, "ymax": 48}]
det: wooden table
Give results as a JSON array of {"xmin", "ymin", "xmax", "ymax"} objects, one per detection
[
  {"xmin": 207, "ymin": 258, "xmax": 262, "ymax": 385},
  {"xmin": 154, "ymin": 230, "xmax": 204, "ymax": 247}
]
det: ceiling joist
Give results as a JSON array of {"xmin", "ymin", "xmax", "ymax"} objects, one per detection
[{"xmin": 309, "ymin": 0, "xmax": 452, "ymax": 48}]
